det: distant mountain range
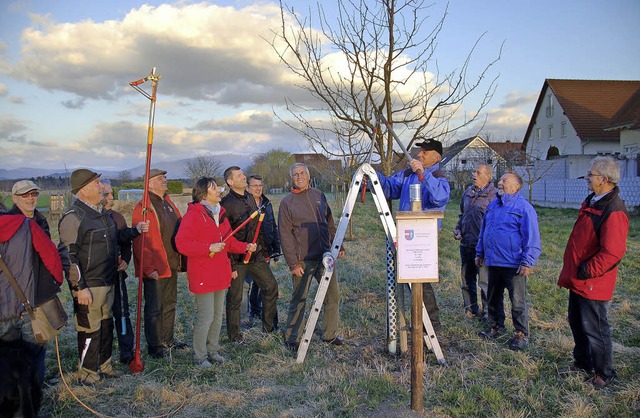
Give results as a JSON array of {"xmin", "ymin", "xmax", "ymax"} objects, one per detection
[{"xmin": 0, "ymin": 154, "xmax": 250, "ymax": 181}]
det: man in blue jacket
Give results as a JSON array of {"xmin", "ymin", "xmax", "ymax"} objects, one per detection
[
  {"xmin": 377, "ymin": 138, "xmax": 450, "ymax": 332},
  {"xmin": 475, "ymin": 172, "xmax": 541, "ymax": 350}
]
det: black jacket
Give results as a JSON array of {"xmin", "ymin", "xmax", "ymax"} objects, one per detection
[{"xmin": 221, "ymin": 189, "xmax": 268, "ymax": 263}]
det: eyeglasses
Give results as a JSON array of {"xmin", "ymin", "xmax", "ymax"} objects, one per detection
[
  {"xmin": 249, "ymin": 184, "xmax": 263, "ymax": 188},
  {"xmin": 585, "ymin": 172, "xmax": 605, "ymax": 179},
  {"xmin": 292, "ymin": 172, "xmax": 307, "ymax": 178},
  {"xmin": 18, "ymin": 191, "xmax": 39, "ymax": 198}
]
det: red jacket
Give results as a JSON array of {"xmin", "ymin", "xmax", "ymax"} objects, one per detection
[
  {"xmin": 132, "ymin": 193, "xmax": 182, "ymax": 279},
  {"xmin": 175, "ymin": 203, "xmax": 247, "ymax": 294},
  {"xmin": 558, "ymin": 187, "xmax": 629, "ymax": 301}
]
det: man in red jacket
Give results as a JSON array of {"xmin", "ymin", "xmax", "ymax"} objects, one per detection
[
  {"xmin": 558, "ymin": 156, "xmax": 629, "ymax": 389},
  {"xmin": 133, "ymin": 169, "xmax": 186, "ymax": 359}
]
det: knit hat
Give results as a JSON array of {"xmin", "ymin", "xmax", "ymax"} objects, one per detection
[
  {"xmin": 12, "ymin": 180, "xmax": 40, "ymax": 195},
  {"xmin": 70, "ymin": 169, "xmax": 101, "ymax": 194}
]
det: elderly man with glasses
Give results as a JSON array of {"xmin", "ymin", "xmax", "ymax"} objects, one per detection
[{"xmin": 558, "ymin": 156, "xmax": 629, "ymax": 389}]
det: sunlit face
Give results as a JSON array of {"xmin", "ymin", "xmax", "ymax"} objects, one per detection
[
  {"xmin": 226, "ymin": 169, "xmax": 247, "ymax": 193},
  {"xmin": 473, "ymin": 166, "xmax": 491, "ymax": 188},
  {"xmin": 247, "ymin": 178, "xmax": 263, "ymax": 199},
  {"xmin": 149, "ymin": 174, "xmax": 168, "ymax": 196},
  {"xmin": 102, "ymin": 185, "xmax": 114, "ymax": 210},
  {"xmin": 291, "ymin": 166, "xmax": 310, "ymax": 190},
  {"xmin": 79, "ymin": 178, "xmax": 104, "ymax": 205},
  {"xmin": 205, "ymin": 182, "xmax": 224, "ymax": 205},
  {"xmin": 497, "ymin": 174, "xmax": 519, "ymax": 195},
  {"xmin": 11, "ymin": 189, "xmax": 39, "ymax": 217},
  {"xmin": 416, "ymin": 149, "xmax": 441, "ymax": 168},
  {"xmin": 585, "ymin": 166, "xmax": 608, "ymax": 194}
]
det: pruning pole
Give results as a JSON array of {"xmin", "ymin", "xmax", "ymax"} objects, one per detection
[
  {"xmin": 129, "ymin": 67, "xmax": 161, "ymax": 374},
  {"xmin": 377, "ymin": 112, "xmax": 424, "ymax": 181},
  {"xmin": 243, "ymin": 211, "xmax": 265, "ymax": 264},
  {"xmin": 209, "ymin": 202, "xmax": 266, "ymax": 257}
]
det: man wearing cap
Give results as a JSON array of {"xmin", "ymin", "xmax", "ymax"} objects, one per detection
[
  {"xmin": 377, "ymin": 138, "xmax": 451, "ymax": 333},
  {"xmin": 58, "ymin": 169, "xmax": 148, "ymax": 384},
  {"xmin": 6, "ymin": 180, "xmax": 62, "ymax": 384},
  {"xmin": 132, "ymin": 169, "xmax": 186, "ymax": 358}
]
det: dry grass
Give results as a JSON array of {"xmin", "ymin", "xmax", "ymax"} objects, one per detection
[{"xmin": 40, "ymin": 193, "xmax": 640, "ymax": 417}]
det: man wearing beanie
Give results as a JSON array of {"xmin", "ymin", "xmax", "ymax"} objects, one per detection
[
  {"xmin": 58, "ymin": 169, "xmax": 147, "ymax": 384},
  {"xmin": 132, "ymin": 169, "xmax": 186, "ymax": 359},
  {"xmin": 376, "ymin": 137, "xmax": 451, "ymax": 335}
]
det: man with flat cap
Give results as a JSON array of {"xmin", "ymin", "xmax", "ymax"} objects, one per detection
[
  {"xmin": 376, "ymin": 137, "xmax": 451, "ymax": 333},
  {"xmin": 132, "ymin": 168, "xmax": 186, "ymax": 359},
  {"xmin": 58, "ymin": 169, "xmax": 148, "ymax": 384}
]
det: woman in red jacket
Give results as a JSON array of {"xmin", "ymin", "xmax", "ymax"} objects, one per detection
[{"xmin": 175, "ymin": 177, "xmax": 256, "ymax": 368}]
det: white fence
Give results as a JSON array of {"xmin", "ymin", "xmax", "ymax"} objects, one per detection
[{"xmin": 527, "ymin": 178, "xmax": 640, "ymax": 210}]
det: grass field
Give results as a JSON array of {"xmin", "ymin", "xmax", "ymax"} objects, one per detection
[{"xmin": 40, "ymin": 193, "xmax": 639, "ymax": 417}]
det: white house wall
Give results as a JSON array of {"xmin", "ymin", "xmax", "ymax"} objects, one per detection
[{"xmin": 525, "ymin": 87, "xmax": 583, "ymax": 159}]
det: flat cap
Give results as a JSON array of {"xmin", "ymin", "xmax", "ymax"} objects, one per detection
[
  {"xmin": 12, "ymin": 180, "xmax": 40, "ymax": 195},
  {"xmin": 71, "ymin": 169, "xmax": 101, "ymax": 194},
  {"xmin": 148, "ymin": 168, "xmax": 167, "ymax": 180}
]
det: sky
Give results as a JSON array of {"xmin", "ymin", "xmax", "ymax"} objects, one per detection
[{"xmin": 1, "ymin": 0, "xmax": 639, "ymax": 173}]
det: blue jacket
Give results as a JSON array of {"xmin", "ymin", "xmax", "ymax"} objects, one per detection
[
  {"xmin": 476, "ymin": 192, "xmax": 541, "ymax": 268},
  {"xmin": 377, "ymin": 163, "xmax": 450, "ymax": 211}
]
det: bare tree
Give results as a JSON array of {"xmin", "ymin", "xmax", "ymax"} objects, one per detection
[
  {"xmin": 515, "ymin": 141, "xmax": 562, "ymax": 202},
  {"xmin": 118, "ymin": 170, "xmax": 133, "ymax": 183},
  {"xmin": 270, "ymin": 0, "xmax": 502, "ymax": 176},
  {"xmin": 183, "ymin": 155, "xmax": 223, "ymax": 183}
]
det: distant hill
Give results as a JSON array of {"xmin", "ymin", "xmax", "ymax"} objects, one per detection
[{"xmin": 0, "ymin": 154, "xmax": 250, "ymax": 181}]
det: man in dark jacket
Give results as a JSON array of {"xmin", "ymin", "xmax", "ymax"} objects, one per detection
[
  {"xmin": 279, "ymin": 162, "xmax": 346, "ymax": 350},
  {"xmin": 59, "ymin": 169, "xmax": 146, "ymax": 384},
  {"xmin": 102, "ymin": 181, "xmax": 141, "ymax": 365},
  {"xmin": 245, "ymin": 175, "xmax": 281, "ymax": 326},
  {"xmin": 221, "ymin": 167, "xmax": 278, "ymax": 343},
  {"xmin": 454, "ymin": 164, "xmax": 497, "ymax": 320},
  {"xmin": 558, "ymin": 156, "xmax": 629, "ymax": 389}
]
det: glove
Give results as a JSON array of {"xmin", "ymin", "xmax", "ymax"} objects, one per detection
[{"xmin": 577, "ymin": 262, "xmax": 590, "ymax": 280}]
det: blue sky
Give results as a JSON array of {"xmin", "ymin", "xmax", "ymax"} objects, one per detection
[{"xmin": 1, "ymin": 0, "xmax": 639, "ymax": 172}]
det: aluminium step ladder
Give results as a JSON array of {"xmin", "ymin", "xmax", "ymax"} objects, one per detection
[{"xmin": 295, "ymin": 163, "xmax": 445, "ymax": 365}]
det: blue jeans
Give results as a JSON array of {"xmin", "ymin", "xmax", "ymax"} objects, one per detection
[
  {"xmin": 487, "ymin": 266, "xmax": 528, "ymax": 335},
  {"xmin": 568, "ymin": 291, "xmax": 616, "ymax": 379}
]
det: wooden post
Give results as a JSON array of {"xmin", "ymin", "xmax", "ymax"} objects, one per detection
[{"xmin": 411, "ymin": 283, "xmax": 424, "ymax": 411}]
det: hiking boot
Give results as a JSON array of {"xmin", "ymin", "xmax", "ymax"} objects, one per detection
[
  {"xmin": 591, "ymin": 374, "xmax": 607, "ymax": 389},
  {"xmin": 208, "ymin": 353, "xmax": 227, "ymax": 363},
  {"xmin": 195, "ymin": 359, "xmax": 213, "ymax": 369},
  {"xmin": 479, "ymin": 327, "xmax": 504, "ymax": 339},
  {"xmin": 78, "ymin": 369, "xmax": 102, "ymax": 386},
  {"xmin": 508, "ymin": 331, "xmax": 528, "ymax": 351}
]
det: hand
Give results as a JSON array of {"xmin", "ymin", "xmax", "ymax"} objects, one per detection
[
  {"xmin": 246, "ymin": 243, "xmax": 257, "ymax": 252},
  {"xmin": 77, "ymin": 288, "xmax": 93, "ymax": 306},
  {"xmin": 475, "ymin": 257, "xmax": 484, "ymax": 267},
  {"xmin": 136, "ymin": 220, "xmax": 150, "ymax": 233},
  {"xmin": 117, "ymin": 259, "xmax": 128, "ymax": 271},
  {"xmin": 231, "ymin": 271, "xmax": 238, "ymax": 279},
  {"xmin": 209, "ymin": 242, "xmax": 225, "ymax": 254},
  {"xmin": 148, "ymin": 270, "xmax": 159, "ymax": 280},
  {"xmin": 291, "ymin": 264, "xmax": 304, "ymax": 278},
  {"xmin": 517, "ymin": 265, "xmax": 531, "ymax": 277},
  {"xmin": 453, "ymin": 230, "xmax": 462, "ymax": 240},
  {"xmin": 409, "ymin": 159, "xmax": 425, "ymax": 175}
]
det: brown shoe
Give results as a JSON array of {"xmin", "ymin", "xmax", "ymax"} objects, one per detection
[
  {"xmin": 323, "ymin": 336, "xmax": 347, "ymax": 346},
  {"xmin": 591, "ymin": 375, "xmax": 607, "ymax": 389}
]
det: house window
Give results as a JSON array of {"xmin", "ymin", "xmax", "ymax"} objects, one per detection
[
  {"xmin": 536, "ymin": 128, "xmax": 541, "ymax": 141},
  {"xmin": 561, "ymin": 121, "xmax": 567, "ymax": 137},
  {"xmin": 487, "ymin": 159, "xmax": 493, "ymax": 164},
  {"xmin": 546, "ymin": 95, "xmax": 554, "ymax": 117},
  {"xmin": 548, "ymin": 125, "xmax": 554, "ymax": 140},
  {"xmin": 461, "ymin": 159, "xmax": 467, "ymax": 165}
]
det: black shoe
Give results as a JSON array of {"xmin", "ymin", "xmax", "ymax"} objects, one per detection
[
  {"xmin": 284, "ymin": 341, "xmax": 299, "ymax": 352},
  {"xmin": 323, "ymin": 336, "xmax": 347, "ymax": 346},
  {"xmin": 119, "ymin": 355, "xmax": 134, "ymax": 365},
  {"xmin": 479, "ymin": 327, "xmax": 504, "ymax": 340},
  {"xmin": 508, "ymin": 331, "xmax": 528, "ymax": 351},
  {"xmin": 149, "ymin": 349, "xmax": 166, "ymax": 359}
]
